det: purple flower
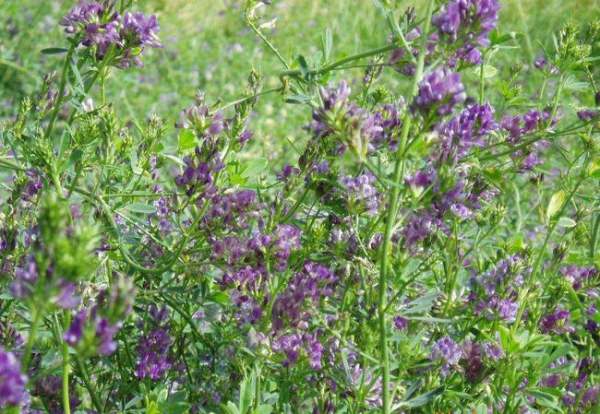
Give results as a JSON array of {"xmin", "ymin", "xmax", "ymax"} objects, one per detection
[
  {"xmin": 540, "ymin": 373, "xmax": 561, "ymax": 388},
  {"xmin": 501, "ymin": 109, "xmax": 553, "ymax": 143},
  {"xmin": 64, "ymin": 310, "xmax": 86, "ymax": 346},
  {"xmin": 22, "ymin": 169, "xmax": 43, "ymax": 201},
  {"xmin": 482, "ymin": 341, "xmax": 504, "ymax": 361},
  {"xmin": 432, "ymin": 0, "xmax": 500, "ymax": 65},
  {"xmin": 561, "ymin": 265, "xmax": 597, "ymax": 290},
  {"xmin": 497, "ymin": 299, "xmax": 518, "ymax": 322},
  {"xmin": 534, "ymin": 55, "xmax": 547, "ymax": 69},
  {"xmin": 577, "ymin": 109, "xmax": 599, "ymax": 122},
  {"xmin": 95, "ymin": 318, "xmax": 120, "ymax": 356},
  {"xmin": 309, "ymin": 82, "xmax": 355, "ymax": 138},
  {"xmin": 431, "ymin": 336, "xmax": 462, "ymax": 366},
  {"xmin": 0, "ymin": 347, "xmax": 28, "ymax": 408},
  {"xmin": 406, "ymin": 168, "xmax": 436, "ymax": 189},
  {"xmin": 272, "ymin": 262, "xmax": 336, "ymax": 331},
  {"xmin": 413, "ymin": 68, "xmax": 466, "ymax": 116},
  {"xmin": 462, "ymin": 340, "xmax": 484, "ymax": 382},
  {"xmin": 582, "ymin": 386, "xmax": 600, "ymax": 405},
  {"xmin": 121, "ymin": 12, "xmax": 161, "ymax": 48},
  {"xmin": 393, "ymin": 316, "xmax": 408, "ymax": 331},
  {"xmin": 339, "ymin": 173, "xmax": 380, "ymax": 215},
  {"xmin": 539, "ymin": 308, "xmax": 573, "ymax": 334},
  {"xmin": 10, "ymin": 256, "xmax": 38, "ymax": 299},
  {"xmin": 61, "ymin": 3, "xmax": 161, "ymax": 67},
  {"xmin": 436, "ymin": 103, "xmax": 497, "ymax": 160},
  {"xmin": 136, "ymin": 327, "xmax": 172, "ymax": 380},
  {"xmin": 277, "ymin": 164, "xmax": 300, "ymax": 182},
  {"xmin": 55, "ymin": 281, "xmax": 80, "ymax": 309},
  {"xmin": 60, "ymin": 2, "xmax": 120, "ymax": 58}
]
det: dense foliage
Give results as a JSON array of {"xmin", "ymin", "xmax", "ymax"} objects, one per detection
[{"xmin": 0, "ymin": 0, "xmax": 599, "ymax": 413}]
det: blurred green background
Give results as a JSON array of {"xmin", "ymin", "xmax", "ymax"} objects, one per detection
[{"xmin": 1, "ymin": 0, "xmax": 599, "ymax": 160}]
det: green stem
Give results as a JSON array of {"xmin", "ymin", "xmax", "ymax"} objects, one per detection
[
  {"xmin": 75, "ymin": 354, "xmax": 103, "ymax": 413},
  {"xmin": 479, "ymin": 51, "xmax": 486, "ymax": 105},
  {"xmin": 45, "ymin": 45, "xmax": 75, "ymax": 140},
  {"xmin": 280, "ymin": 43, "xmax": 401, "ymax": 80},
  {"xmin": 247, "ymin": 20, "xmax": 290, "ymax": 70},
  {"xmin": 62, "ymin": 311, "xmax": 72, "ymax": 414},
  {"xmin": 512, "ymin": 160, "xmax": 589, "ymax": 332},
  {"xmin": 217, "ymin": 86, "xmax": 283, "ymax": 112},
  {"xmin": 377, "ymin": 1, "xmax": 435, "ymax": 412},
  {"xmin": 23, "ymin": 305, "xmax": 43, "ymax": 370}
]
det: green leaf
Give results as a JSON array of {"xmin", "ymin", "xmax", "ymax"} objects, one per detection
[
  {"xmin": 254, "ymin": 405, "xmax": 274, "ymax": 414},
  {"xmin": 546, "ymin": 190, "xmax": 566, "ymax": 222},
  {"xmin": 322, "ymin": 28, "xmax": 333, "ymax": 62},
  {"xmin": 178, "ymin": 129, "xmax": 197, "ymax": 152},
  {"xmin": 395, "ymin": 386, "xmax": 444, "ymax": 409},
  {"xmin": 41, "ymin": 47, "xmax": 68, "ymax": 55},
  {"xmin": 557, "ymin": 217, "xmax": 576, "ymax": 228},
  {"xmin": 480, "ymin": 64, "xmax": 498, "ymax": 78},
  {"xmin": 125, "ymin": 203, "xmax": 156, "ymax": 214},
  {"xmin": 222, "ymin": 402, "xmax": 240, "ymax": 414},
  {"xmin": 588, "ymin": 159, "xmax": 600, "ymax": 178},
  {"xmin": 285, "ymin": 94, "xmax": 312, "ymax": 105},
  {"xmin": 210, "ymin": 291, "xmax": 230, "ymax": 305},
  {"xmin": 297, "ymin": 55, "xmax": 310, "ymax": 77}
]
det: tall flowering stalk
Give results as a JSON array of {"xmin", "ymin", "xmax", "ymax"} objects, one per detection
[{"xmin": 378, "ymin": 1, "xmax": 436, "ymax": 411}]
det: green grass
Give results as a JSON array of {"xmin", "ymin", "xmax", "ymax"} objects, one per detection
[{"xmin": 1, "ymin": 0, "xmax": 599, "ymax": 161}]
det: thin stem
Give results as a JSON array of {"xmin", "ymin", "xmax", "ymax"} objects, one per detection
[
  {"xmin": 479, "ymin": 51, "xmax": 486, "ymax": 105},
  {"xmin": 511, "ymin": 160, "xmax": 589, "ymax": 332},
  {"xmin": 62, "ymin": 311, "xmax": 72, "ymax": 414},
  {"xmin": 280, "ymin": 43, "xmax": 400, "ymax": 79},
  {"xmin": 23, "ymin": 305, "xmax": 43, "ymax": 370},
  {"xmin": 45, "ymin": 45, "xmax": 75, "ymax": 140},
  {"xmin": 217, "ymin": 86, "xmax": 283, "ymax": 112},
  {"xmin": 377, "ymin": 1, "xmax": 435, "ymax": 412},
  {"xmin": 75, "ymin": 354, "xmax": 104, "ymax": 413},
  {"xmin": 247, "ymin": 20, "xmax": 290, "ymax": 70}
]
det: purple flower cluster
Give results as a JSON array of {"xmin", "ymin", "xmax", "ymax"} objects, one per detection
[
  {"xmin": 136, "ymin": 328, "xmax": 172, "ymax": 380},
  {"xmin": 561, "ymin": 265, "xmax": 598, "ymax": 290},
  {"xmin": 309, "ymin": 83, "xmax": 404, "ymax": 153},
  {"xmin": 60, "ymin": 1, "xmax": 161, "ymax": 67},
  {"xmin": 539, "ymin": 307, "xmax": 574, "ymax": 335},
  {"xmin": 432, "ymin": 336, "xmax": 462, "ymax": 365},
  {"xmin": 64, "ymin": 309, "xmax": 121, "ymax": 356},
  {"xmin": 436, "ymin": 103, "xmax": 497, "ymax": 161},
  {"xmin": 34, "ymin": 375, "xmax": 81, "ymax": 413},
  {"xmin": 272, "ymin": 331, "xmax": 324, "ymax": 369},
  {"xmin": 175, "ymin": 150, "xmax": 222, "ymax": 199},
  {"xmin": 212, "ymin": 224, "xmax": 301, "ymax": 270},
  {"xmin": 577, "ymin": 109, "xmax": 599, "ymax": 122},
  {"xmin": 0, "ymin": 347, "xmax": 28, "ymax": 409},
  {"xmin": 468, "ymin": 255, "xmax": 529, "ymax": 323},
  {"xmin": 204, "ymin": 190, "xmax": 258, "ymax": 229},
  {"xmin": 339, "ymin": 173, "xmax": 380, "ymax": 215},
  {"xmin": 500, "ymin": 109, "xmax": 555, "ymax": 170},
  {"xmin": 432, "ymin": 0, "xmax": 500, "ymax": 65},
  {"xmin": 64, "ymin": 278, "xmax": 134, "ymax": 356},
  {"xmin": 135, "ymin": 306, "xmax": 172, "ymax": 380},
  {"xmin": 177, "ymin": 99, "xmax": 224, "ymax": 135},
  {"xmin": 402, "ymin": 173, "xmax": 496, "ymax": 250},
  {"xmin": 272, "ymin": 262, "xmax": 336, "ymax": 331},
  {"xmin": 22, "ymin": 169, "xmax": 43, "ymax": 202},
  {"xmin": 10, "ymin": 256, "xmax": 38, "ymax": 299},
  {"xmin": 431, "ymin": 337, "xmax": 504, "ymax": 379},
  {"xmin": 413, "ymin": 68, "xmax": 466, "ymax": 117},
  {"xmin": 501, "ymin": 110, "xmax": 553, "ymax": 143}
]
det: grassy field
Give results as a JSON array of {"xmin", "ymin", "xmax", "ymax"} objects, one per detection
[{"xmin": 1, "ymin": 0, "xmax": 599, "ymax": 160}]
